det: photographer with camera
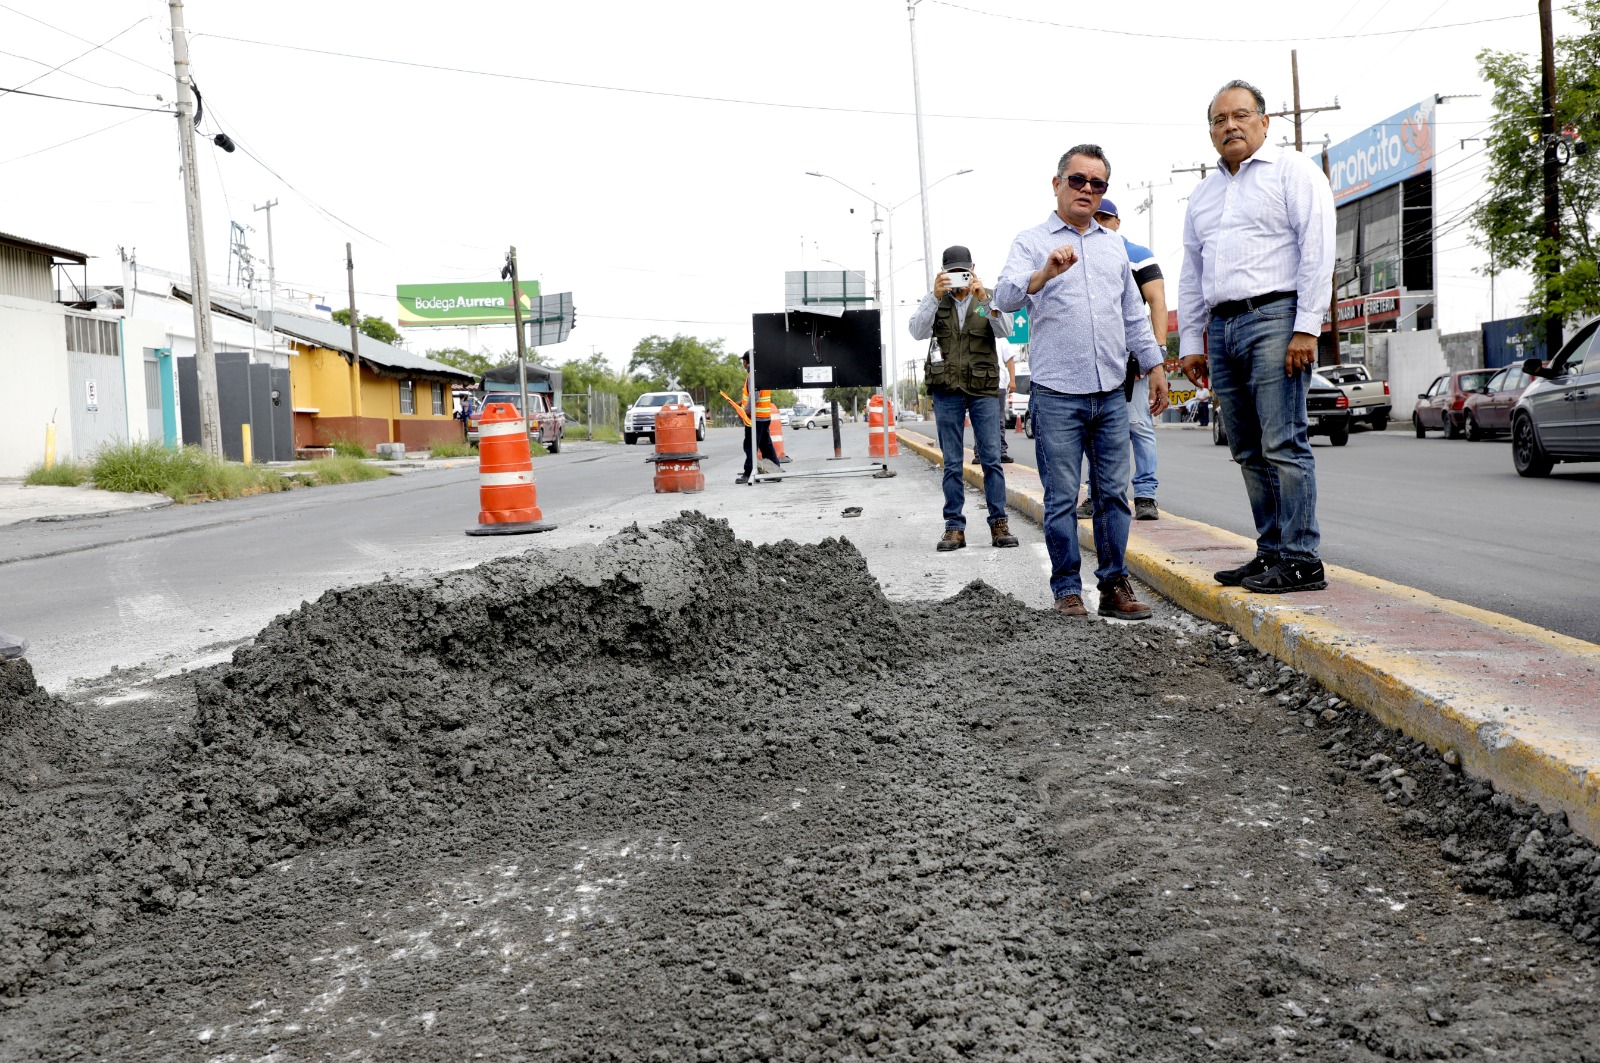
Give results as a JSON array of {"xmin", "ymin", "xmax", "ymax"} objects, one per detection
[{"xmin": 909, "ymin": 245, "xmax": 1018, "ymax": 553}]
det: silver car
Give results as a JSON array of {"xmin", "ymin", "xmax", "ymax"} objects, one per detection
[{"xmin": 1512, "ymin": 317, "xmax": 1600, "ymax": 476}]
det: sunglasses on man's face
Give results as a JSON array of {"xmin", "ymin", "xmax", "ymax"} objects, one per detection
[{"xmin": 1062, "ymin": 174, "xmax": 1109, "ymax": 194}]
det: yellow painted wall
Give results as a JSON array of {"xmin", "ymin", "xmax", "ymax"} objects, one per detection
[{"xmin": 285, "ymin": 339, "xmax": 464, "ymax": 430}]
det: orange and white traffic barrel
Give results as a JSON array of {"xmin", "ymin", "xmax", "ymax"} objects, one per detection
[
  {"xmin": 646, "ymin": 403, "xmax": 705, "ymax": 493},
  {"xmin": 464, "ymin": 401, "xmax": 556, "ymax": 535},
  {"xmin": 867, "ymin": 395, "xmax": 899, "ymax": 457}
]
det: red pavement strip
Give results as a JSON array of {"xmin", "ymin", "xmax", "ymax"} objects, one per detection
[{"xmin": 899, "ymin": 427, "xmax": 1600, "ymax": 844}]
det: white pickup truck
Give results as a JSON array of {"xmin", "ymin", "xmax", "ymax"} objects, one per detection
[
  {"xmin": 623, "ymin": 390, "xmax": 706, "ymax": 445},
  {"xmin": 1320, "ymin": 363, "xmax": 1392, "ymax": 431}
]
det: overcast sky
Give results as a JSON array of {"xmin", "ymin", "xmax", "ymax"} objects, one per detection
[{"xmin": 2, "ymin": 0, "xmax": 1569, "ymax": 383}]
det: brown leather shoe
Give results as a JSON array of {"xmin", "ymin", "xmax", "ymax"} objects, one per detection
[
  {"xmin": 1053, "ymin": 594, "xmax": 1088, "ymax": 617},
  {"xmin": 936, "ymin": 528, "xmax": 966, "ymax": 552},
  {"xmin": 989, "ymin": 517, "xmax": 1019, "ymax": 548},
  {"xmin": 1097, "ymin": 575, "xmax": 1153, "ymax": 620}
]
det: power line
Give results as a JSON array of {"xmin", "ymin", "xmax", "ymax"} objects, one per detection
[
  {"xmin": 0, "ymin": 44, "xmax": 160, "ymax": 99},
  {"xmin": 194, "ymin": 31, "xmax": 1202, "ymax": 129},
  {"xmin": 0, "ymin": 84, "xmax": 172, "ymax": 112},
  {"xmin": 926, "ymin": 0, "xmax": 1535, "ymax": 42},
  {"xmin": 0, "ymin": 2, "xmax": 172, "ymax": 80},
  {"xmin": 0, "ymin": 107, "xmax": 154, "ymax": 166},
  {"xmin": 0, "ymin": 16, "xmax": 149, "ymax": 96}
]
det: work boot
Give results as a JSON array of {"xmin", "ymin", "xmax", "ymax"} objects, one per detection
[
  {"xmin": 1076, "ymin": 497, "xmax": 1094, "ymax": 519},
  {"xmin": 1053, "ymin": 594, "xmax": 1088, "ymax": 617},
  {"xmin": 1097, "ymin": 575, "xmax": 1153, "ymax": 620},
  {"xmin": 1134, "ymin": 497, "xmax": 1159, "ymax": 521},
  {"xmin": 936, "ymin": 528, "xmax": 966, "ymax": 552},
  {"xmin": 989, "ymin": 517, "xmax": 1019, "ymax": 548},
  {"xmin": 734, "ymin": 473, "xmax": 750, "ymax": 484}
]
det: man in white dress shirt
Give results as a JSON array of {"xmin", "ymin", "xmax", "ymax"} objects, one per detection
[{"xmin": 1178, "ymin": 79, "xmax": 1336, "ymax": 594}]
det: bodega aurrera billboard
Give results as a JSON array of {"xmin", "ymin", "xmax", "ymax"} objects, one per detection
[{"xmin": 396, "ymin": 281, "xmax": 542, "ymax": 327}]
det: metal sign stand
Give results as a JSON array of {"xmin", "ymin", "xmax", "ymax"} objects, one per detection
[{"xmin": 743, "ymin": 344, "xmax": 893, "ymax": 484}]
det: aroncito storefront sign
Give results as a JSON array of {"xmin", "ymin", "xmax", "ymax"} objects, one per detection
[{"xmin": 396, "ymin": 281, "xmax": 541, "ymax": 327}]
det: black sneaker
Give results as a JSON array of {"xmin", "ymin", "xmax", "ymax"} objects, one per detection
[
  {"xmin": 1214, "ymin": 555, "xmax": 1273, "ymax": 586},
  {"xmin": 1134, "ymin": 497, "xmax": 1159, "ymax": 521},
  {"xmin": 1076, "ymin": 497, "xmax": 1094, "ymax": 519},
  {"xmin": 735, "ymin": 473, "xmax": 750, "ymax": 484},
  {"xmin": 1000, "ymin": 453, "xmax": 1015, "ymax": 464},
  {"xmin": 1242, "ymin": 559, "xmax": 1327, "ymax": 594}
]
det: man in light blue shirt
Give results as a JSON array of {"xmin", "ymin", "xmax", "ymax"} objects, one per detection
[{"xmin": 994, "ymin": 144, "xmax": 1170, "ymax": 620}]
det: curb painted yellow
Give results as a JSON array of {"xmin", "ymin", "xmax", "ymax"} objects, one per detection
[{"xmin": 899, "ymin": 428, "xmax": 1600, "ymax": 843}]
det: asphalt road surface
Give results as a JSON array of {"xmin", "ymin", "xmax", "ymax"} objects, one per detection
[{"xmin": 1144, "ymin": 421, "xmax": 1600, "ymax": 642}]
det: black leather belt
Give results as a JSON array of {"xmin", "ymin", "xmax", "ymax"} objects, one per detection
[{"xmin": 1210, "ymin": 290, "xmax": 1296, "ymax": 319}]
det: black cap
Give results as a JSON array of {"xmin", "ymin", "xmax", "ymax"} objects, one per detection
[{"xmin": 941, "ymin": 245, "xmax": 974, "ymax": 271}]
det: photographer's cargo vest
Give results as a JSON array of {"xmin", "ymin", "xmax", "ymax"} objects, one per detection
[{"xmin": 927, "ymin": 296, "xmax": 1002, "ymax": 398}]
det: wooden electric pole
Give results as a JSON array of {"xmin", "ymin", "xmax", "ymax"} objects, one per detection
[
  {"xmin": 346, "ymin": 243, "xmax": 363, "ymax": 424},
  {"xmin": 1539, "ymin": 0, "xmax": 1563, "ymax": 355},
  {"xmin": 168, "ymin": 0, "xmax": 221, "ymax": 457},
  {"xmin": 1270, "ymin": 50, "xmax": 1340, "ymax": 153}
]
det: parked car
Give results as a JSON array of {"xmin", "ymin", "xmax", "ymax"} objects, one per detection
[
  {"xmin": 799, "ymin": 406, "xmax": 834, "ymax": 430},
  {"xmin": 1511, "ymin": 317, "xmax": 1600, "ymax": 477},
  {"xmin": 1460, "ymin": 363, "xmax": 1535, "ymax": 441},
  {"xmin": 1412, "ymin": 369, "xmax": 1497, "ymax": 438},
  {"xmin": 1319, "ymin": 363, "xmax": 1392, "ymax": 430},
  {"xmin": 777, "ymin": 407, "xmax": 793, "ymax": 427},
  {"xmin": 1212, "ymin": 372, "xmax": 1351, "ymax": 446},
  {"xmin": 466, "ymin": 391, "xmax": 564, "ymax": 453},
  {"xmin": 1007, "ymin": 370, "xmax": 1031, "ymax": 428}
]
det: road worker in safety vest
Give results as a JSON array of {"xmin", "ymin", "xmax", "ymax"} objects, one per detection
[{"xmin": 734, "ymin": 350, "xmax": 783, "ymax": 484}]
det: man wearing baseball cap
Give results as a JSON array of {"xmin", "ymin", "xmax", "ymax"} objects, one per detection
[
  {"xmin": 1076, "ymin": 196, "xmax": 1169, "ymax": 522},
  {"xmin": 909, "ymin": 245, "xmax": 1018, "ymax": 552}
]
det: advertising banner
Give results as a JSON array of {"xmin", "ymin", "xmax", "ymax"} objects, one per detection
[
  {"xmin": 1316, "ymin": 98, "xmax": 1436, "ymax": 204},
  {"xmin": 396, "ymin": 281, "xmax": 541, "ymax": 328}
]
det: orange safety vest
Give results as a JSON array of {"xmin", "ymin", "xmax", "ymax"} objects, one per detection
[{"xmin": 742, "ymin": 385, "xmax": 776, "ymax": 421}]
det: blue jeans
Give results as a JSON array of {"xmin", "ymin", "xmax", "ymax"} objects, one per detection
[
  {"xmin": 1032, "ymin": 385, "xmax": 1132, "ymax": 599},
  {"xmin": 932, "ymin": 389, "xmax": 1006, "ymax": 530},
  {"xmin": 1208, "ymin": 299, "xmax": 1321, "ymax": 563},
  {"xmin": 1129, "ymin": 375, "xmax": 1158, "ymax": 498},
  {"xmin": 1080, "ymin": 375, "xmax": 1157, "ymax": 498}
]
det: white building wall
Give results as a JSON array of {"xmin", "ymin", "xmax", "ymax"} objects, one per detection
[
  {"xmin": 1386, "ymin": 329, "xmax": 1448, "ymax": 420},
  {"xmin": 0, "ymin": 293, "xmax": 72, "ymax": 477}
]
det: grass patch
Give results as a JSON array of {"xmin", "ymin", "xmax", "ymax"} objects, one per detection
[
  {"xmin": 588, "ymin": 422, "xmax": 622, "ymax": 444},
  {"xmin": 428, "ymin": 441, "xmax": 475, "ymax": 459},
  {"xmin": 90, "ymin": 441, "xmax": 291, "ymax": 501},
  {"xmin": 328, "ymin": 437, "xmax": 369, "ymax": 459},
  {"xmin": 300, "ymin": 454, "xmax": 391, "ymax": 485},
  {"xmin": 23, "ymin": 460, "xmax": 91, "ymax": 487},
  {"xmin": 528, "ymin": 440, "xmax": 550, "ymax": 458}
]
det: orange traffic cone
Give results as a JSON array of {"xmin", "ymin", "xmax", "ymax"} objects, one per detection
[
  {"xmin": 768, "ymin": 411, "xmax": 788, "ymax": 460},
  {"xmin": 465, "ymin": 401, "xmax": 556, "ymax": 535},
  {"xmin": 648, "ymin": 403, "xmax": 705, "ymax": 493}
]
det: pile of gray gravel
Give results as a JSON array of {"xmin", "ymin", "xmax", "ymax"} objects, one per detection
[{"xmin": 2, "ymin": 514, "xmax": 1597, "ymax": 1061}]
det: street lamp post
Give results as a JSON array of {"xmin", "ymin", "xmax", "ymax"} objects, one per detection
[{"xmin": 805, "ymin": 169, "xmax": 971, "ymax": 431}]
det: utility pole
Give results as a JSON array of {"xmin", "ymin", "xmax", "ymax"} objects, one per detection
[
  {"xmin": 1539, "ymin": 0, "xmax": 1563, "ymax": 356},
  {"xmin": 253, "ymin": 199, "xmax": 278, "ymax": 348},
  {"xmin": 168, "ymin": 0, "xmax": 221, "ymax": 457},
  {"xmin": 1270, "ymin": 50, "xmax": 1340, "ymax": 153},
  {"xmin": 1129, "ymin": 179, "xmax": 1170, "ymax": 251},
  {"xmin": 504, "ymin": 247, "xmax": 533, "ymax": 445},
  {"xmin": 346, "ymin": 243, "xmax": 363, "ymax": 424},
  {"xmin": 1172, "ymin": 162, "xmax": 1212, "ymax": 181},
  {"xmin": 907, "ymin": 0, "xmax": 934, "ymax": 288}
]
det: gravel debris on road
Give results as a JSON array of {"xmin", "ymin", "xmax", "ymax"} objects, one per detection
[{"xmin": 1, "ymin": 513, "xmax": 1597, "ymax": 1061}]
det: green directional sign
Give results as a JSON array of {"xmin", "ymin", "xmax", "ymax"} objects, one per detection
[
  {"xmin": 396, "ymin": 280, "xmax": 541, "ymax": 328},
  {"xmin": 1008, "ymin": 305, "xmax": 1030, "ymax": 345}
]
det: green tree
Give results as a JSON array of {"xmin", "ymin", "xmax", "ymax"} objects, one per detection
[
  {"xmin": 628, "ymin": 334, "xmax": 741, "ymax": 394},
  {"xmin": 1475, "ymin": 1, "xmax": 1600, "ymax": 326},
  {"xmin": 333, "ymin": 308, "xmax": 405, "ymax": 347},
  {"xmin": 424, "ymin": 347, "xmax": 515, "ymax": 376}
]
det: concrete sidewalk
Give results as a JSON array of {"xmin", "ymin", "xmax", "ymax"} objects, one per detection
[
  {"xmin": 0, "ymin": 481, "xmax": 174, "ymax": 527},
  {"xmin": 900, "ymin": 427, "xmax": 1600, "ymax": 844}
]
